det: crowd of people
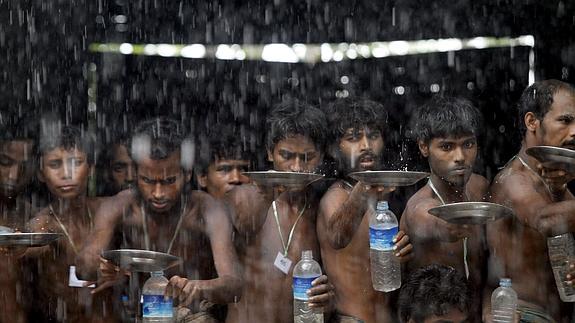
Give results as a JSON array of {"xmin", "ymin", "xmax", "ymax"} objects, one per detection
[{"xmin": 0, "ymin": 79, "xmax": 574, "ymax": 323}]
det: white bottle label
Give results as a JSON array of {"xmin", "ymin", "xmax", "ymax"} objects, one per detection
[
  {"xmin": 369, "ymin": 226, "xmax": 398, "ymax": 251},
  {"xmin": 293, "ymin": 275, "xmax": 319, "ymax": 301},
  {"xmin": 142, "ymin": 295, "xmax": 173, "ymax": 318}
]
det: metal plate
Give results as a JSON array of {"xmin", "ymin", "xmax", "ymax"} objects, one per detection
[
  {"xmin": 0, "ymin": 233, "xmax": 61, "ymax": 247},
  {"xmin": 243, "ymin": 171, "xmax": 324, "ymax": 188},
  {"xmin": 526, "ymin": 146, "xmax": 575, "ymax": 173},
  {"xmin": 102, "ymin": 249, "xmax": 182, "ymax": 273},
  {"xmin": 348, "ymin": 171, "xmax": 429, "ymax": 187},
  {"xmin": 428, "ymin": 202, "xmax": 514, "ymax": 225}
]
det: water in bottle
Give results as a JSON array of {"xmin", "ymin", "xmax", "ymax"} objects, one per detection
[
  {"xmin": 548, "ymin": 233, "xmax": 575, "ymax": 302},
  {"xmin": 293, "ymin": 250, "xmax": 323, "ymax": 323},
  {"xmin": 491, "ymin": 278, "xmax": 517, "ymax": 323},
  {"xmin": 369, "ymin": 200, "xmax": 401, "ymax": 292},
  {"xmin": 142, "ymin": 271, "xmax": 174, "ymax": 323}
]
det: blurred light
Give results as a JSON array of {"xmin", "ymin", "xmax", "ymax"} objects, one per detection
[
  {"xmin": 292, "ymin": 44, "xmax": 307, "ymax": 59},
  {"xmin": 519, "ymin": 35, "xmax": 535, "ymax": 47},
  {"xmin": 321, "ymin": 43, "xmax": 333, "ymax": 62},
  {"xmin": 529, "ymin": 49, "xmax": 535, "ymax": 85},
  {"xmin": 467, "ymin": 82, "xmax": 475, "ymax": 90},
  {"xmin": 180, "ymin": 44, "xmax": 206, "ymax": 58},
  {"xmin": 262, "ymin": 44, "xmax": 299, "ymax": 63},
  {"xmin": 437, "ymin": 38, "xmax": 463, "ymax": 52},
  {"xmin": 358, "ymin": 45, "xmax": 371, "ymax": 58},
  {"xmin": 372, "ymin": 43, "xmax": 390, "ymax": 58},
  {"xmin": 394, "ymin": 86, "xmax": 405, "ymax": 95},
  {"xmin": 389, "ymin": 41, "xmax": 410, "ymax": 55},
  {"xmin": 468, "ymin": 37, "xmax": 488, "ymax": 49},
  {"xmin": 143, "ymin": 44, "xmax": 157, "ymax": 55},
  {"xmin": 113, "ymin": 15, "xmax": 128, "ymax": 24},
  {"xmin": 215, "ymin": 45, "xmax": 236, "ymax": 60},
  {"xmin": 346, "ymin": 48, "xmax": 358, "ymax": 59},
  {"xmin": 333, "ymin": 51, "xmax": 344, "ymax": 62},
  {"xmin": 235, "ymin": 49, "xmax": 246, "ymax": 60},
  {"xmin": 430, "ymin": 83, "xmax": 440, "ymax": 93},
  {"xmin": 119, "ymin": 43, "xmax": 133, "ymax": 55},
  {"xmin": 340, "ymin": 76, "xmax": 349, "ymax": 84},
  {"xmin": 157, "ymin": 44, "xmax": 177, "ymax": 57}
]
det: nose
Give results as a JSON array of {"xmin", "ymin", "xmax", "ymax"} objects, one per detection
[
  {"xmin": 290, "ymin": 158, "xmax": 303, "ymax": 172},
  {"xmin": 453, "ymin": 147, "xmax": 465, "ymax": 164},
  {"xmin": 359, "ymin": 134, "xmax": 371, "ymax": 151},
  {"xmin": 125, "ymin": 165, "xmax": 135, "ymax": 184},
  {"xmin": 152, "ymin": 183, "xmax": 165, "ymax": 200},
  {"xmin": 7, "ymin": 165, "xmax": 19, "ymax": 181},
  {"xmin": 62, "ymin": 162, "xmax": 73, "ymax": 179},
  {"xmin": 228, "ymin": 169, "xmax": 241, "ymax": 184}
]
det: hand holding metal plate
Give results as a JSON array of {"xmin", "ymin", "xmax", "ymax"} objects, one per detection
[
  {"xmin": 428, "ymin": 202, "xmax": 514, "ymax": 225},
  {"xmin": 101, "ymin": 249, "xmax": 182, "ymax": 273}
]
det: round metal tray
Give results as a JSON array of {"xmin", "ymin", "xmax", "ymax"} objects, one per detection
[
  {"xmin": 428, "ymin": 202, "xmax": 514, "ymax": 225},
  {"xmin": 348, "ymin": 171, "xmax": 429, "ymax": 187},
  {"xmin": 102, "ymin": 249, "xmax": 182, "ymax": 273},
  {"xmin": 526, "ymin": 145, "xmax": 575, "ymax": 174},
  {"xmin": 0, "ymin": 233, "xmax": 61, "ymax": 247},
  {"xmin": 243, "ymin": 171, "xmax": 324, "ymax": 188}
]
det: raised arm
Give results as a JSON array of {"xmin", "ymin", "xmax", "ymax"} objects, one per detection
[{"xmin": 224, "ymin": 183, "xmax": 274, "ymax": 236}]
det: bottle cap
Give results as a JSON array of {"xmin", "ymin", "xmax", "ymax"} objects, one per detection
[
  {"xmin": 376, "ymin": 201, "xmax": 389, "ymax": 211},
  {"xmin": 302, "ymin": 250, "xmax": 313, "ymax": 259},
  {"xmin": 150, "ymin": 271, "xmax": 164, "ymax": 277},
  {"xmin": 499, "ymin": 278, "xmax": 512, "ymax": 287}
]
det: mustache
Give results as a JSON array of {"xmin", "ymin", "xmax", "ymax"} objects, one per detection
[{"xmin": 357, "ymin": 152, "xmax": 377, "ymax": 161}]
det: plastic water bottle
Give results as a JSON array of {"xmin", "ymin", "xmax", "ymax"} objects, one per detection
[
  {"xmin": 369, "ymin": 200, "xmax": 400, "ymax": 292},
  {"xmin": 293, "ymin": 250, "xmax": 323, "ymax": 323},
  {"xmin": 142, "ymin": 271, "xmax": 174, "ymax": 322},
  {"xmin": 547, "ymin": 233, "xmax": 575, "ymax": 302},
  {"xmin": 491, "ymin": 278, "xmax": 517, "ymax": 322}
]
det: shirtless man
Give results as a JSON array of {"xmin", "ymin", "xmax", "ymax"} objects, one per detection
[
  {"xmin": 400, "ymin": 96, "xmax": 488, "ymax": 322},
  {"xmin": 225, "ymin": 100, "xmax": 333, "ymax": 323},
  {"xmin": 317, "ymin": 98, "xmax": 412, "ymax": 323},
  {"xmin": 82, "ymin": 118, "xmax": 242, "ymax": 322},
  {"xmin": 485, "ymin": 80, "xmax": 575, "ymax": 322},
  {"xmin": 26, "ymin": 123, "xmax": 130, "ymax": 322},
  {"xmin": 102, "ymin": 131, "xmax": 136, "ymax": 195}
]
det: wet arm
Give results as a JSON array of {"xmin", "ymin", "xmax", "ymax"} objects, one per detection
[
  {"xmin": 225, "ymin": 184, "xmax": 273, "ymax": 236},
  {"xmin": 401, "ymin": 199, "xmax": 461, "ymax": 243}
]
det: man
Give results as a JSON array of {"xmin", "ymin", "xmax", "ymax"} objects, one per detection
[
  {"xmin": 224, "ymin": 100, "xmax": 333, "ymax": 323},
  {"xmin": 26, "ymin": 122, "xmax": 130, "ymax": 322},
  {"xmin": 81, "ymin": 117, "xmax": 242, "ymax": 322},
  {"xmin": 317, "ymin": 98, "xmax": 412, "ymax": 323},
  {"xmin": 398, "ymin": 264, "xmax": 472, "ymax": 323},
  {"xmin": 400, "ymin": 96, "xmax": 488, "ymax": 322},
  {"xmin": 196, "ymin": 126, "xmax": 252, "ymax": 199},
  {"xmin": 485, "ymin": 80, "xmax": 575, "ymax": 322},
  {"xmin": 104, "ymin": 132, "xmax": 136, "ymax": 194}
]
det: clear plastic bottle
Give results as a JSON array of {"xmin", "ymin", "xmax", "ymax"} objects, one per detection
[
  {"xmin": 491, "ymin": 278, "xmax": 517, "ymax": 323},
  {"xmin": 142, "ymin": 271, "xmax": 174, "ymax": 323},
  {"xmin": 547, "ymin": 233, "xmax": 575, "ymax": 302},
  {"xmin": 293, "ymin": 250, "xmax": 323, "ymax": 323},
  {"xmin": 369, "ymin": 200, "xmax": 401, "ymax": 292}
]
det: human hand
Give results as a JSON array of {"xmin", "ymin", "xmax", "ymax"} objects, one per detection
[
  {"xmin": 307, "ymin": 275, "xmax": 334, "ymax": 311},
  {"xmin": 537, "ymin": 163, "xmax": 575, "ymax": 196},
  {"xmin": 165, "ymin": 276, "xmax": 203, "ymax": 307},
  {"xmin": 393, "ymin": 231, "xmax": 413, "ymax": 263},
  {"xmin": 361, "ymin": 184, "xmax": 396, "ymax": 198},
  {"xmin": 89, "ymin": 256, "xmax": 130, "ymax": 294}
]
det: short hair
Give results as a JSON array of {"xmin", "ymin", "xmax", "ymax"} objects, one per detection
[
  {"xmin": 517, "ymin": 79, "xmax": 575, "ymax": 133},
  {"xmin": 410, "ymin": 96, "xmax": 482, "ymax": 144},
  {"xmin": 322, "ymin": 98, "xmax": 388, "ymax": 143},
  {"xmin": 0, "ymin": 113, "xmax": 38, "ymax": 143},
  {"xmin": 265, "ymin": 99, "xmax": 327, "ymax": 152},
  {"xmin": 38, "ymin": 121, "xmax": 96, "ymax": 165},
  {"xmin": 130, "ymin": 117, "xmax": 193, "ymax": 169},
  {"xmin": 398, "ymin": 264, "xmax": 472, "ymax": 323},
  {"xmin": 196, "ymin": 125, "xmax": 254, "ymax": 176}
]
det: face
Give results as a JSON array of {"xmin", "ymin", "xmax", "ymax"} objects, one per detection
[
  {"xmin": 39, "ymin": 147, "xmax": 90, "ymax": 200},
  {"xmin": 110, "ymin": 144, "xmax": 136, "ymax": 192},
  {"xmin": 136, "ymin": 151, "xmax": 190, "ymax": 214},
  {"xmin": 0, "ymin": 140, "xmax": 34, "ymax": 199},
  {"xmin": 530, "ymin": 89, "xmax": 575, "ymax": 148},
  {"xmin": 419, "ymin": 135, "xmax": 477, "ymax": 188},
  {"xmin": 267, "ymin": 135, "xmax": 323, "ymax": 173},
  {"xmin": 336, "ymin": 126, "xmax": 384, "ymax": 173},
  {"xmin": 198, "ymin": 158, "xmax": 250, "ymax": 198},
  {"xmin": 416, "ymin": 308, "xmax": 468, "ymax": 323}
]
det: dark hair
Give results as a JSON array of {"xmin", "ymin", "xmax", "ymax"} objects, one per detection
[
  {"xmin": 196, "ymin": 125, "xmax": 254, "ymax": 175},
  {"xmin": 398, "ymin": 264, "xmax": 472, "ymax": 323},
  {"xmin": 130, "ymin": 117, "xmax": 192, "ymax": 169},
  {"xmin": 323, "ymin": 98, "xmax": 388, "ymax": 142},
  {"xmin": 38, "ymin": 120, "xmax": 96, "ymax": 165},
  {"xmin": 517, "ymin": 79, "xmax": 575, "ymax": 133},
  {"xmin": 410, "ymin": 96, "xmax": 482, "ymax": 144},
  {"xmin": 265, "ymin": 99, "xmax": 327, "ymax": 152},
  {"xmin": 0, "ymin": 113, "xmax": 38, "ymax": 143}
]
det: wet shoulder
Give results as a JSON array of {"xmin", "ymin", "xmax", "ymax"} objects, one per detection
[
  {"xmin": 27, "ymin": 207, "xmax": 56, "ymax": 232},
  {"xmin": 403, "ymin": 186, "xmax": 441, "ymax": 222},
  {"xmin": 489, "ymin": 162, "xmax": 539, "ymax": 204},
  {"xmin": 468, "ymin": 173, "xmax": 490, "ymax": 200}
]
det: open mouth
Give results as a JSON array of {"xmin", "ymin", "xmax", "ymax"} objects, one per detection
[{"xmin": 151, "ymin": 201, "xmax": 169, "ymax": 209}]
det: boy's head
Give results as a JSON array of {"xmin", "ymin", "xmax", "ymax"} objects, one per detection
[
  {"xmin": 265, "ymin": 99, "xmax": 327, "ymax": 173},
  {"xmin": 196, "ymin": 126, "xmax": 253, "ymax": 198},
  {"xmin": 104, "ymin": 130, "xmax": 136, "ymax": 193},
  {"xmin": 323, "ymin": 98, "xmax": 387, "ymax": 174},
  {"xmin": 38, "ymin": 123, "xmax": 94, "ymax": 200},
  {"xmin": 411, "ymin": 96, "xmax": 482, "ymax": 188},
  {"xmin": 130, "ymin": 117, "xmax": 192, "ymax": 214},
  {"xmin": 398, "ymin": 264, "xmax": 472, "ymax": 323}
]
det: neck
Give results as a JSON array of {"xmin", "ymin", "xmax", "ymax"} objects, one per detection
[
  {"xmin": 50, "ymin": 195, "xmax": 88, "ymax": 223},
  {"xmin": 517, "ymin": 144, "xmax": 539, "ymax": 172},
  {"xmin": 429, "ymin": 173, "xmax": 468, "ymax": 203},
  {"xmin": 142, "ymin": 199, "xmax": 184, "ymax": 226}
]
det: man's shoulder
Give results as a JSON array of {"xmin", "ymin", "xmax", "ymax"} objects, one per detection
[{"xmin": 403, "ymin": 186, "xmax": 440, "ymax": 218}]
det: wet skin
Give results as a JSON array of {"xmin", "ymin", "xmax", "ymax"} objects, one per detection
[
  {"xmin": 197, "ymin": 158, "xmax": 250, "ymax": 199},
  {"xmin": 225, "ymin": 135, "xmax": 332, "ymax": 323},
  {"xmin": 109, "ymin": 144, "xmax": 136, "ymax": 192},
  {"xmin": 485, "ymin": 89, "xmax": 575, "ymax": 321},
  {"xmin": 401, "ymin": 135, "xmax": 488, "ymax": 322},
  {"xmin": 317, "ymin": 127, "xmax": 412, "ymax": 323},
  {"xmin": 0, "ymin": 140, "xmax": 34, "ymax": 201}
]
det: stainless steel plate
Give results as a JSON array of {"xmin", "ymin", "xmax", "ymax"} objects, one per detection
[
  {"xmin": 0, "ymin": 233, "xmax": 61, "ymax": 247},
  {"xmin": 526, "ymin": 146, "xmax": 575, "ymax": 174},
  {"xmin": 428, "ymin": 202, "xmax": 514, "ymax": 225},
  {"xmin": 348, "ymin": 171, "xmax": 429, "ymax": 187},
  {"xmin": 102, "ymin": 249, "xmax": 182, "ymax": 273},
  {"xmin": 243, "ymin": 171, "xmax": 324, "ymax": 188}
]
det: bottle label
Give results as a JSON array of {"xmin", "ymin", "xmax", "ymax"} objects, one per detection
[
  {"xmin": 142, "ymin": 295, "xmax": 173, "ymax": 318},
  {"xmin": 293, "ymin": 276, "xmax": 319, "ymax": 301},
  {"xmin": 370, "ymin": 226, "xmax": 398, "ymax": 251}
]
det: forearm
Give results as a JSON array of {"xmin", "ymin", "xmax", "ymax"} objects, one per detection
[
  {"xmin": 535, "ymin": 200, "xmax": 575, "ymax": 236},
  {"xmin": 326, "ymin": 186, "xmax": 372, "ymax": 249},
  {"xmin": 195, "ymin": 275, "xmax": 243, "ymax": 304}
]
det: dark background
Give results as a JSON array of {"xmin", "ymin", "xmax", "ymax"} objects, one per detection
[{"xmin": 0, "ymin": 0, "xmax": 574, "ymax": 180}]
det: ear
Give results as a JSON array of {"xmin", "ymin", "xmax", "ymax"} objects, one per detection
[
  {"xmin": 418, "ymin": 140, "xmax": 430, "ymax": 157},
  {"xmin": 267, "ymin": 149, "xmax": 274, "ymax": 162},
  {"xmin": 196, "ymin": 173, "xmax": 207, "ymax": 189},
  {"xmin": 524, "ymin": 112, "xmax": 540, "ymax": 132}
]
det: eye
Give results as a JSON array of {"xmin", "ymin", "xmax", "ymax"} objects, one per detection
[
  {"xmin": 368, "ymin": 131, "xmax": 381, "ymax": 140},
  {"xmin": 113, "ymin": 164, "xmax": 126, "ymax": 172},
  {"xmin": 0, "ymin": 157, "xmax": 13, "ymax": 167},
  {"xmin": 440, "ymin": 143, "xmax": 452, "ymax": 151},
  {"xmin": 279, "ymin": 151, "xmax": 294, "ymax": 160},
  {"xmin": 141, "ymin": 177, "xmax": 154, "ymax": 184},
  {"xmin": 162, "ymin": 177, "xmax": 176, "ymax": 185},
  {"xmin": 217, "ymin": 165, "xmax": 233, "ymax": 173},
  {"xmin": 48, "ymin": 160, "xmax": 62, "ymax": 169},
  {"xmin": 464, "ymin": 140, "xmax": 476, "ymax": 148}
]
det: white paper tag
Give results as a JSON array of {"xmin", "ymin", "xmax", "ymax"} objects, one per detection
[
  {"xmin": 274, "ymin": 252, "xmax": 292, "ymax": 274},
  {"xmin": 68, "ymin": 265, "xmax": 95, "ymax": 288}
]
